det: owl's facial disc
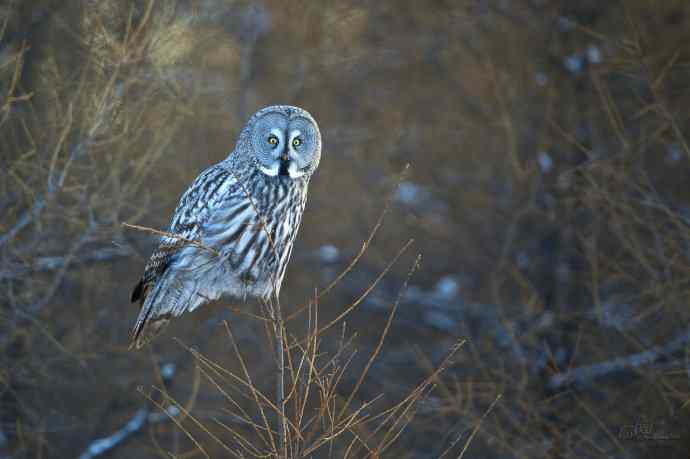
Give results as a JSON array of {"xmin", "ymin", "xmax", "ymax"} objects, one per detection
[{"xmin": 250, "ymin": 108, "xmax": 321, "ymax": 180}]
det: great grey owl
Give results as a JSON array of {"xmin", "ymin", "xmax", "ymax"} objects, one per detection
[{"xmin": 130, "ymin": 105, "xmax": 321, "ymax": 348}]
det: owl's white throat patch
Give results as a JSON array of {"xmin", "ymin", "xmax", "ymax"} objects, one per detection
[
  {"xmin": 258, "ymin": 164, "xmax": 280, "ymax": 177},
  {"xmin": 258, "ymin": 160, "xmax": 306, "ymax": 179},
  {"xmin": 287, "ymin": 162, "xmax": 307, "ymax": 179}
]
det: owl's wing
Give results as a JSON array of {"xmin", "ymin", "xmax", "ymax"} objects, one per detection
[{"xmin": 130, "ymin": 163, "xmax": 241, "ymax": 348}]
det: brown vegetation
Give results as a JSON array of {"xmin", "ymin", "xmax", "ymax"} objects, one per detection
[{"xmin": 2, "ymin": 1, "xmax": 690, "ymax": 458}]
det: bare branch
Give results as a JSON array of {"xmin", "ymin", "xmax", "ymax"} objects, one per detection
[
  {"xmin": 548, "ymin": 327, "xmax": 690, "ymax": 390},
  {"xmin": 121, "ymin": 222, "xmax": 220, "ymax": 256}
]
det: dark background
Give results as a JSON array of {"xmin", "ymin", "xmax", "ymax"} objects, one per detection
[{"xmin": 2, "ymin": 1, "xmax": 690, "ymax": 457}]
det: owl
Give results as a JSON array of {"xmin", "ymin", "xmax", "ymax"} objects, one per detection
[{"xmin": 129, "ymin": 105, "xmax": 321, "ymax": 348}]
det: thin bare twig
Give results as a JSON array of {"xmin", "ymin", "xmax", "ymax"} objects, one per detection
[
  {"xmin": 224, "ymin": 321, "xmax": 279, "ymax": 456},
  {"xmin": 457, "ymin": 394, "xmax": 502, "ymax": 459},
  {"xmin": 338, "ymin": 254, "xmax": 423, "ymax": 420},
  {"xmin": 121, "ymin": 221, "xmax": 220, "ymax": 256},
  {"xmin": 289, "ymin": 238, "xmax": 414, "ymax": 351},
  {"xmin": 286, "ymin": 164, "xmax": 410, "ymax": 323},
  {"xmin": 0, "ymin": 246, "xmax": 131, "ymax": 281}
]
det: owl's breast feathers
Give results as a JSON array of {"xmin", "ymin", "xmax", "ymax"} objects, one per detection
[{"xmin": 130, "ymin": 165, "xmax": 308, "ymax": 308}]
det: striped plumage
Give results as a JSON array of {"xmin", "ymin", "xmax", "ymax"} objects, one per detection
[{"xmin": 130, "ymin": 105, "xmax": 321, "ymax": 348}]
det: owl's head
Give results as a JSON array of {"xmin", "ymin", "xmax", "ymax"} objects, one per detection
[{"xmin": 242, "ymin": 105, "xmax": 321, "ymax": 180}]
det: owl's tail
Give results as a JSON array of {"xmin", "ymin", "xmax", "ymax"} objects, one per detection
[{"xmin": 129, "ymin": 271, "xmax": 203, "ymax": 349}]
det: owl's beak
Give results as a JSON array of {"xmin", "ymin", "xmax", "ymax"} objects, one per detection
[{"xmin": 279, "ymin": 150, "xmax": 291, "ymax": 176}]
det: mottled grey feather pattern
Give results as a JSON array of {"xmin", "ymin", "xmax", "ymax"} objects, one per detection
[{"xmin": 130, "ymin": 105, "xmax": 321, "ymax": 348}]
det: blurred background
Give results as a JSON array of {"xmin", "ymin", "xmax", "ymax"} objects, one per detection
[{"xmin": 2, "ymin": 0, "xmax": 690, "ymax": 457}]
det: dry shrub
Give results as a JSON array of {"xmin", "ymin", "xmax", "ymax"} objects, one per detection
[
  {"xmin": 146, "ymin": 259, "xmax": 468, "ymax": 458},
  {"xmin": 0, "ymin": 2, "xmax": 213, "ymax": 454},
  {"xmin": 439, "ymin": 2, "xmax": 690, "ymax": 457}
]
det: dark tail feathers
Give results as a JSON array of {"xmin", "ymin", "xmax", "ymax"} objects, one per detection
[{"xmin": 129, "ymin": 278, "xmax": 171, "ymax": 349}]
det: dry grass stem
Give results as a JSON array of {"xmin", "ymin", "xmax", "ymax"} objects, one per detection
[{"xmin": 121, "ymin": 222, "xmax": 221, "ymax": 256}]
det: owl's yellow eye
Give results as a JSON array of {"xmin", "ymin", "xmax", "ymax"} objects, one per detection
[
  {"xmin": 292, "ymin": 138, "xmax": 302, "ymax": 147},
  {"xmin": 268, "ymin": 135, "xmax": 279, "ymax": 146}
]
